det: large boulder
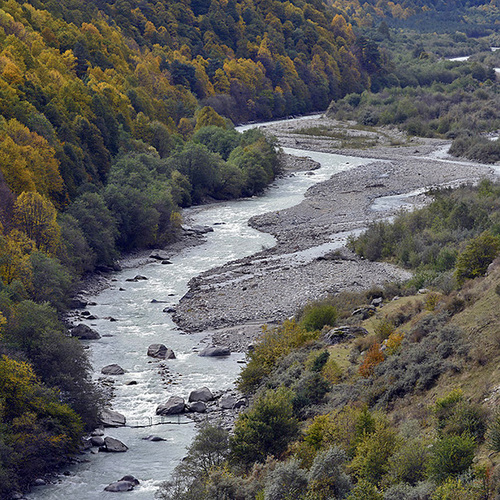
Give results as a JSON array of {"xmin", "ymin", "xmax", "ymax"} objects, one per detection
[
  {"xmin": 101, "ymin": 436, "xmax": 128, "ymax": 452},
  {"xmin": 188, "ymin": 401, "xmax": 207, "ymax": 413},
  {"xmin": 150, "ymin": 250, "xmax": 170, "ymax": 260},
  {"xmin": 198, "ymin": 346, "xmax": 231, "ymax": 357},
  {"xmin": 323, "ymin": 326, "xmax": 369, "ymax": 345},
  {"xmin": 188, "ymin": 387, "xmax": 214, "ymax": 402},
  {"xmin": 156, "ymin": 396, "xmax": 185, "ymax": 416},
  {"xmin": 101, "ymin": 364, "xmax": 126, "ymax": 375},
  {"xmin": 99, "ymin": 409, "xmax": 126, "ymax": 427},
  {"xmin": 104, "ymin": 476, "xmax": 139, "ymax": 492},
  {"xmin": 219, "ymin": 394, "xmax": 237, "ymax": 409},
  {"xmin": 147, "ymin": 344, "xmax": 176, "ymax": 359},
  {"xmin": 104, "ymin": 481, "xmax": 134, "ymax": 492},
  {"xmin": 71, "ymin": 324, "xmax": 101, "ymax": 340}
]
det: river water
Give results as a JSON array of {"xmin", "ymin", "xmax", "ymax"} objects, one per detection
[{"xmin": 28, "ymin": 119, "xmax": 370, "ymax": 500}]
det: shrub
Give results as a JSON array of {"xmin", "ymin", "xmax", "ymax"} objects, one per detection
[
  {"xmin": 359, "ymin": 343, "xmax": 384, "ymax": 378},
  {"xmin": 350, "ymin": 422, "xmax": 397, "ymax": 486},
  {"xmin": 264, "ymin": 458, "xmax": 308, "ymax": 500},
  {"xmin": 454, "ymin": 231, "xmax": 500, "ymax": 285},
  {"xmin": 346, "ymin": 479, "xmax": 383, "ymax": 500},
  {"xmin": 385, "ymin": 438, "xmax": 430, "ymax": 486},
  {"xmin": 427, "ymin": 433, "xmax": 476, "ymax": 483},
  {"xmin": 300, "ymin": 303, "xmax": 338, "ymax": 332},
  {"xmin": 487, "ymin": 411, "xmax": 500, "ymax": 452},
  {"xmin": 231, "ymin": 387, "xmax": 299, "ymax": 466},
  {"xmin": 306, "ymin": 447, "xmax": 352, "ymax": 499}
]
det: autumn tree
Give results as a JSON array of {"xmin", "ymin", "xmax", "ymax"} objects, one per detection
[{"xmin": 12, "ymin": 192, "xmax": 61, "ymax": 254}]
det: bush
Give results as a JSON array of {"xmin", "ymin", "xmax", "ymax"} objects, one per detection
[
  {"xmin": 454, "ymin": 231, "xmax": 500, "ymax": 285},
  {"xmin": 299, "ymin": 303, "xmax": 338, "ymax": 332},
  {"xmin": 264, "ymin": 458, "xmax": 308, "ymax": 500},
  {"xmin": 386, "ymin": 438, "xmax": 430, "ymax": 486},
  {"xmin": 231, "ymin": 387, "xmax": 299, "ymax": 466},
  {"xmin": 427, "ymin": 434, "xmax": 476, "ymax": 483}
]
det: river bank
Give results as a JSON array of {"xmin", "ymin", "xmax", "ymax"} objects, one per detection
[{"xmin": 173, "ymin": 117, "xmax": 498, "ymax": 349}]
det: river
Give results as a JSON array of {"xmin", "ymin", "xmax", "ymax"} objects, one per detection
[{"xmin": 28, "ymin": 116, "xmax": 371, "ymax": 500}]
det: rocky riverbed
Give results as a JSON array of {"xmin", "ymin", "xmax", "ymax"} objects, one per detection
[{"xmin": 173, "ymin": 117, "xmax": 498, "ymax": 349}]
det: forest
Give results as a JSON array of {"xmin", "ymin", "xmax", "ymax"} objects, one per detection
[{"xmin": 0, "ymin": 0, "xmax": 499, "ymax": 496}]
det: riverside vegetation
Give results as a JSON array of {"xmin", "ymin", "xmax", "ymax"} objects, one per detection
[
  {"xmin": 158, "ymin": 182, "xmax": 500, "ymax": 500},
  {"xmin": 0, "ymin": 0, "xmax": 499, "ymax": 497}
]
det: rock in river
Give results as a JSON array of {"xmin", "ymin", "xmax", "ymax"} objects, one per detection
[
  {"xmin": 99, "ymin": 408, "xmax": 126, "ymax": 427},
  {"xmin": 101, "ymin": 364, "xmax": 126, "ymax": 375},
  {"xmin": 188, "ymin": 387, "xmax": 214, "ymax": 402},
  {"xmin": 156, "ymin": 396, "xmax": 185, "ymax": 415},
  {"xmin": 71, "ymin": 324, "xmax": 101, "ymax": 340},
  {"xmin": 147, "ymin": 344, "xmax": 176, "ymax": 359},
  {"xmin": 104, "ymin": 476, "xmax": 139, "ymax": 492},
  {"xmin": 100, "ymin": 436, "xmax": 128, "ymax": 452},
  {"xmin": 198, "ymin": 346, "xmax": 231, "ymax": 357}
]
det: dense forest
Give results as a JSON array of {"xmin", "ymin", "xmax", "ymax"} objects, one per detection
[
  {"xmin": 0, "ymin": 0, "xmax": 382, "ymax": 495},
  {"xmin": 0, "ymin": 0, "xmax": 499, "ymax": 496}
]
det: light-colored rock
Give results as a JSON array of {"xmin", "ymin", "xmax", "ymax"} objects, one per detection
[
  {"xmin": 99, "ymin": 409, "xmax": 126, "ymax": 427},
  {"xmin": 198, "ymin": 346, "xmax": 230, "ymax": 357},
  {"xmin": 101, "ymin": 436, "xmax": 128, "ymax": 452},
  {"xmin": 188, "ymin": 387, "xmax": 214, "ymax": 402},
  {"xmin": 156, "ymin": 396, "xmax": 185, "ymax": 415}
]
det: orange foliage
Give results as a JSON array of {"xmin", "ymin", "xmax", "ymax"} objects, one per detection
[{"xmin": 359, "ymin": 343, "xmax": 385, "ymax": 377}]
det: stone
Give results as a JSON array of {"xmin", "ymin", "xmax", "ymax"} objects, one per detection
[
  {"xmin": 90, "ymin": 436, "xmax": 105, "ymax": 447},
  {"xmin": 91, "ymin": 428, "xmax": 104, "ymax": 436},
  {"xmin": 33, "ymin": 479, "xmax": 46, "ymax": 486},
  {"xmin": 104, "ymin": 481, "xmax": 134, "ymax": 492},
  {"xmin": 156, "ymin": 396, "xmax": 185, "ymax": 415},
  {"xmin": 351, "ymin": 305, "xmax": 376, "ymax": 320},
  {"xmin": 71, "ymin": 324, "xmax": 101, "ymax": 340},
  {"xmin": 126, "ymin": 275, "xmax": 148, "ymax": 282},
  {"xmin": 219, "ymin": 395, "xmax": 237, "ymax": 409},
  {"xmin": 150, "ymin": 249, "xmax": 170, "ymax": 261},
  {"xmin": 120, "ymin": 476, "xmax": 140, "ymax": 486},
  {"xmin": 161, "ymin": 260, "xmax": 172, "ymax": 265},
  {"xmin": 188, "ymin": 401, "xmax": 207, "ymax": 413},
  {"xmin": 188, "ymin": 387, "xmax": 214, "ymax": 402},
  {"xmin": 198, "ymin": 346, "xmax": 231, "ymax": 357},
  {"xmin": 142, "ymin": 435, "xmax": 166, "ymax": 442},
  {"xmin": 371, "ymin": 297, "xmax": 383, "ymax": 307},
  {"xmin": 323, "ymin": 326, "xmax": 369, "ymax": 344},
  {"xmin": 163, "ymin": 306, "xmax": 176, "ymax": 313},
  {"xmin": 147, "ymin": 344, "xmax": 176, "ymax": 359},
  {"xmin": 101, "ymin": 436, "xmax": 128, "ymax": 452},
  {"xmin": 151, "ymin": 299, "xmax": 168, "ymax": 303},
  {"xmin": 99, "ymin": 409, "xmax": 126, "ymax": 427},
  {"xmin": 101, "ymin": 364, "xmax": 125, "ymax": 375},
  {"xmin": 70, "ymin": 298, "xmax": 87, "ymax": 309}
]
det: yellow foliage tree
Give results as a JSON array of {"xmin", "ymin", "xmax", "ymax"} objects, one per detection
[
  {"xmin": 13, "ymin": 192, "xmax": 61, "ymax": 254},
  {"xmin": 0, "ymin": 229, "xmax": 34, "ymax": 286}
]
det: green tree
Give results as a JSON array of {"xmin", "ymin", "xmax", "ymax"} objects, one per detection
[
  {"xmin": 231, "ymin": 387, "xmax": 298, "ymax": 466},
  {"xmin": 454, "ymin": 231, "xmax": 500, "ymax": 285}
]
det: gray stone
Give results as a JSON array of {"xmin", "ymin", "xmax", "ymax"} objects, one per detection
[
  {"xmin": 120, "ymin": 475, "xmax": 140, "ymax": 486},
  {"xmin": 150, "ymin": 250, "xmax": 170, "ymax": 261},
  {"xmin": 188, "ymin": 401, "xmax": 207, "ymax": 413},
  {"xmin": 219, "ymin": 395, "xmax": 237, "ymax": 409},
  {"xmin": 101, "ymin": 436, "xmax": 128, "ymax": 452},
  {"xmin": 104, "ymin": 481, "xmax": 134, "ymax": 492},
  {"xmin": 323, "ymin": 326, "xmax": 369, "ymax": 344},
  {"xmin": 90, "ymin": 436, "xmax": 105, "ymax": 447},
  {"xmin": 101, "ymin": 364, "xmax": 126, "ymax": 375},
  {"xmin": 371, "ymin": 297, "xmax": 383, "ymax": 307},
  {"xmin": 99, "ymin": 409, "xmax": 126, "ymax": 427},
  {"xmin": 198, "ymin": 346, "xmax": 231, "ymax": 357},
  {"xmin": 33, "ymin": 479, "xmax": 46, "ymax": 486},
  {"xmin": 71, "ymin": 324, "xmax": 101, "ymax": 340},
  {"xmin": 156, "ymin": 396, "xmax": 185, "ymax": 415},
  {"xmin": 142, "ymin": 435, "xmax": 166, "ymax": 442},
  {"xmin": 351, "ymin": 305, "xmax": 376, "ymax": 319},
  {"xmin": 147, "ymin": 344, "xmax": 176, "ymax": 359},
  {"xmin": 188, "ymin": 387, "xmax": 214, "ymax": 402},
  {"xmin": 163, "ymin": 307, "xmax": 176, "ymax": 313}
]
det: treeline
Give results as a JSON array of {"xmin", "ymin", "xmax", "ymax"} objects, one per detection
[
  {"xmin": 329, "ymin": 0, "xmax": 499, "ymax": 33},
  {"xmin": 326, "ymin": 26, "xmax": 500, "ymax": 162}
]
